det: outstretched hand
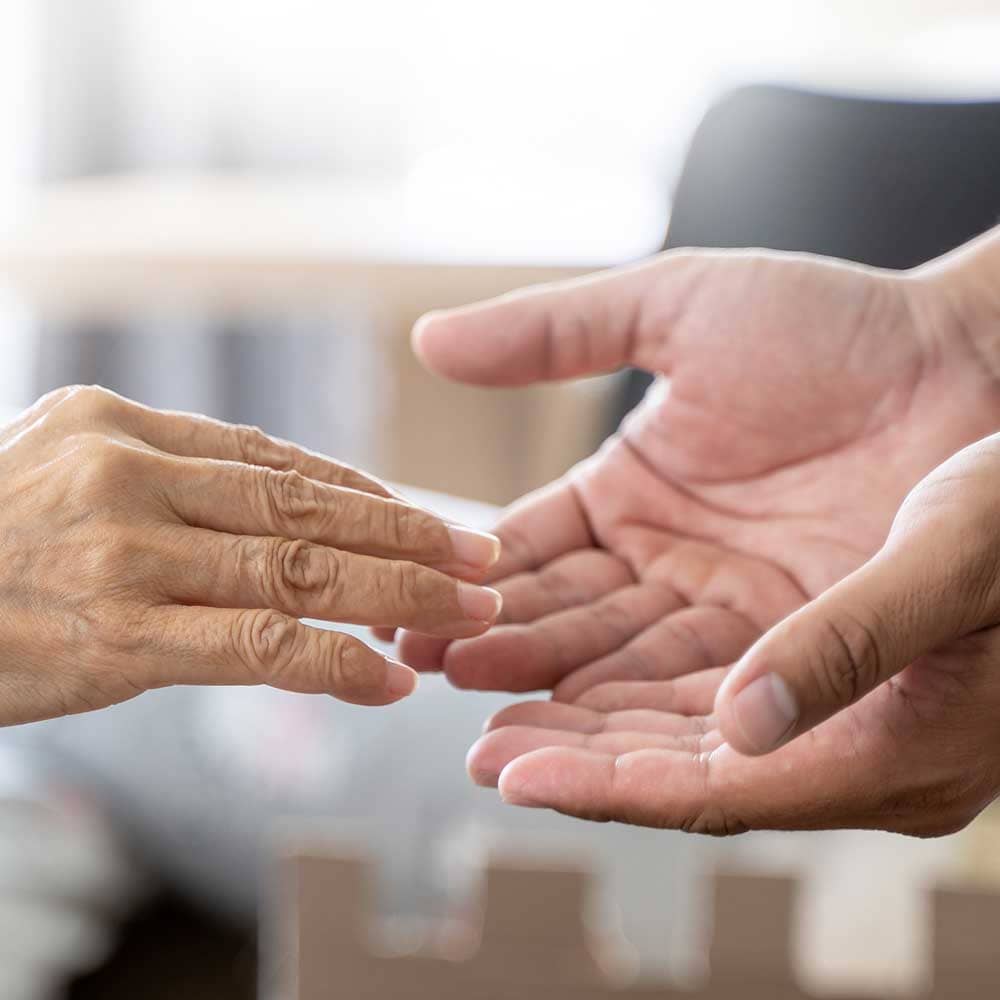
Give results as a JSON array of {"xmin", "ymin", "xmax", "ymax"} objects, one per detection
[
  {"xmin": 397, "ymin": 244, "xmax": 1000, "ymax": 834},
  {"xmin": 470, "ymin": 436, "xmax": 1000, "ymax": 835},
  {"xmin": 0, "ymin": 386, "xmax": 502, "ymax": 724}
]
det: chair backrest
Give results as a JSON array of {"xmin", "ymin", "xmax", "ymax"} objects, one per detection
[{"xmin": 615, "ymin": 84, "xmax": 1000, "ymax": 421}]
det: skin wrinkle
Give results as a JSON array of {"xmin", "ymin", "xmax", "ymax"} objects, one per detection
[
  {"xmin": 492, "ymin": 518, "xmax": 550, "ymax": 576},
  {"xmin": 549, "ymin": 601, "xmax": 690, "ymax": 699},
  {"xmin": 0, "ymin": 385, "xmax": 499, "ymax": 722},
  {"xmin": 658, "ymin": 539, "xmax": 798, "ymax": 629},
  {"xmin": 601, "ymin": 446, "xmax": 816, "ymax": 610},
  {"xmin": 633, "ymin": 251, "xmax": 709, "ymax": 372},
  {"xmin": 564, "ymin": 477, "xmax": 601, "ymax": 557},
  {"xmin": 650, "ymin": 613, "xmax": 715, "ymax": 676},
  {"xmin": 535, "ymin": 560, "xmax": 616, "ymax": 611},
  {"xmin": 928, "ymin": 251, "xmax": 1000, "ymax": 385},
  {"xmin": 569, "ymin": 300, "xmax": 597, "ymax": 376},
  {"xmin": 621, "ymin": 274, "xmax": 646, "ymax": 373}
]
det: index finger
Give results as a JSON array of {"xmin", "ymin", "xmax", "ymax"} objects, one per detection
[{"xmin": 120, "ymin": 401, "xmax": 399, "ymax": 498}]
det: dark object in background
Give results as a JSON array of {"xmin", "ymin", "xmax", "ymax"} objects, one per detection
[
  {"xmin": 616, "ymin": 84, "xmax": 1000, "ymax": 423},
  {"xmin": 69, "ymin": 893, "xmax": 255, "ymax": 1000}
]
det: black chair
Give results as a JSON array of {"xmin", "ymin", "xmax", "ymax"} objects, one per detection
[{"xmin": 617, "ymin": 84, "xmax": 1000, "ymax": 421}]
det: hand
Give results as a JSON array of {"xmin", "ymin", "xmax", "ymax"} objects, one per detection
[
  {"xmin": 397, "ymin": 236, "xmax": 1000, "ymax": 834},
  {"xmin": 400, "ymin": 245, "xmax": 1000, "ymax": 694},
  {"xmin": 0, "ymin": 386, "xmax": 501, "ymax": 724},
  {"xmin": 469, "ymin": 435, "xmax": 1000, "ymax": 836}
]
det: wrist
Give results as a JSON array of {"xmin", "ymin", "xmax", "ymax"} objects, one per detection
[{"xmin": 907, "ymin": 226, "xmax": 1000, "ymax": 377}]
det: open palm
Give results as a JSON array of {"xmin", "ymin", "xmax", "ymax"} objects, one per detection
[{"xmin": 398, "ymin": 247, "xmax": 1000, "ymax": 832}]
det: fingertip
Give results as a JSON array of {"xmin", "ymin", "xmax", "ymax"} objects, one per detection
[
  {"xmin": 396, "ymin": 630, "xmax": 450, "ymax": 671},
  {"xmin": 481, "ymin": 705, "xmax": 515, "ymax": 733},
  {"xmin": 497, "ymin": 758, "xmax": 541, "ymax": 806},
  {"xmin": 716, "ymin": 669, "xmax": 798, "ymax": 756},
  {"xmin": 442, "ymin": 657, "xmax": 483, "ymax": 690},
  {"xmin": 336, "ymin": 657, "xmax": 418, "ymax": 707},
  {"xmin": 441, "ymin": 634, "xmax": 514, "ymax": 690},
  {"xmin": 411, "ymin": 309, "xmax": 451, "ymax": 369},
  {"xmin": 447, "ymin": 525, "xmax": 502, "ymax": 570},
  {"xmin": 457, "ymin": 582, "xmax": 503, "ymax": 623},
  {"xmin": 465, "ymin": 734, "xmax": 501, "ymax": 787},
  {"xmin": 385, "ymin": 660, "xmax": 419, "ymax": 701},
  {"xmin": 441, "ymin": 633, "xmax": 532, "ymax": 692}
]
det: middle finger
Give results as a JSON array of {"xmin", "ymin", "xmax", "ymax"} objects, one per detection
[
  {"xmin": 156, "ymin": 454, "xmax": 500, "ymax": 575},
  {"xmin": 158, "ymin": 527, "xmax": 503, "ymax": 637}
]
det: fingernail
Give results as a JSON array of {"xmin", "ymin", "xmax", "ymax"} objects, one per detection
[
  {"xmin": 385, "ymin": 660, "xmax": 419, "ymax": 699},
  {"xmin": 448, "ymin": 526, "xmax": 501, "ymax": 567},
  {"xmin": 457, "ymin": 582, "xmax": 503, "ymax": 622},
  {"xmin": 729, "ymin": 673, "xmax": 798, "ymax": 752}
]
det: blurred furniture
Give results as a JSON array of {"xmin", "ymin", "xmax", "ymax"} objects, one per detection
[
  {"xmin": 70, "ymin": 893, "xmax": 255, "ymax": 1000},
  {"xmin": 618, "ymin": 84, "xmax": 1000, "ymax": 419},
  {"xmin": 284, "ymin": 848, "xmax": 1000, "ymax": 1000},
  {"xmin": 0, "ymin": 174, "xmax": 621, "ymax": 504}
]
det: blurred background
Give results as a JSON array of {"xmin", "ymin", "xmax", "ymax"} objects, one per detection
[{"xmin": 1, "ymin": 1, "xmax": 1000, "ymax": 998}]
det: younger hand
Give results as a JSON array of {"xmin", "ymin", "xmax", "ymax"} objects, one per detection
[
  {"xmin": 399, "ymin": 245, "xmax": 1000, "ymax": 699},
  {"xmin": 470, "ymin": 435, "xmax": 1000, "ymax": 836}
]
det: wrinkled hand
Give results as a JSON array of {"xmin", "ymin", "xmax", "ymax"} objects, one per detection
[
  {"xmin": 0, "ymin": 386, "xmax": 501, "ymax": 724},
  {"xmin": 396, "ymin": 243, "xmax": 1000, "ymax": 834}
]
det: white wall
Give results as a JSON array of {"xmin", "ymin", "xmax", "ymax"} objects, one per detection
[{"xmin": 0, "ymin": 0, "xmax": 38, "ymax": 417}]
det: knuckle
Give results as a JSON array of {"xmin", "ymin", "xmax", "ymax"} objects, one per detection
[
  {"xmin": 59, "ymin": 385, "xmax": 125, "ymax": 422},
  {"xmin": 377, "ymin": 500, "xmax": 436, "ymax": 553},
  {"xmin": 386, "ymin": 560, "xmax": 435, "ymax": 609},
  {"xmin": 68, "ymin": 434, "xmax": 141, "ymax": 492},
  {"xmin": 267, "ymin": 538, "xmax": 337, "ymax": 603},
  {"xmin": 68, "ymin": 601, "xmax": 151, "ymax": 701},
  {"xmin": 83, "ymin": 528, "xmax": 145, "ymax": 583},
  {"xmin": 233, "ymin": 609, "xmax": 300, "ymax": 679},
  {"xmin": 36, "ymin": 385, "xmax": 76, "ymax": 410},
  {"xmin": 234, "ymin": 424, "xmax": 284, "ymax": 468},
  {"xmin": 810, "ymin": 612, "xmax": 882, "ymax": 706},
  {"xmin": 265, "ymin": 468, "xmax": 320, "ymax": 523}
]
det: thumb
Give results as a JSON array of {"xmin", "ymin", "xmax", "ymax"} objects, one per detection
[
  {"xmin": 412, "ymin": 253, "xmax": 698, "ymax": 387},
  {"xmin": 715, "ymin": 533, "xmax": 990, "ymax": 756}
]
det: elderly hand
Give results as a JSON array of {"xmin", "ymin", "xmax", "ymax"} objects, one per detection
[
  {"xmin": 0, "ymin": 386, "xmax": 501, "ymax": 725},
  {"xmin": 396, "ymin": 232, "xmax": 1000, "ymax": 834}
]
